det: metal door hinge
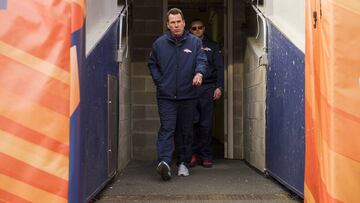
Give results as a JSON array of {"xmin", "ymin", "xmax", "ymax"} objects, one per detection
[{"xmin": 313, "ymin": 11, "xmax": 317, "ymax": 29}]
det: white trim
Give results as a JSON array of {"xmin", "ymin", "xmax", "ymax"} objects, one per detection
[
  {"xmin": 260, "ymin": 0, "xmax": 305, "ymax": 53},
  {"xmin": 86, "ymin": 6, "xmax": 124, "ymax": 56},
  {"xmin": 267, "ymin": 16, "xmax": 305, "ymax": 53}
]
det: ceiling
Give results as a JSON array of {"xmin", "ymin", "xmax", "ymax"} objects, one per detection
[{"xmin": 168, "ymin": 0, "xmax": 224, "ymax": 10}]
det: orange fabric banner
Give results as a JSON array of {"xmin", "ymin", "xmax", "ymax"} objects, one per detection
[
  {"xmin": 0, "ymin": 0, "xmax": 83, "ymax": 202},
  {"xmin": 305, "ymin": 0, "xmax": 360, "ymax": 202}
]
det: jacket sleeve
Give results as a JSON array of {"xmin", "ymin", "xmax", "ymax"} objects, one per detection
[
  {"xmin": 195, "ymin": 39, "xmax": 207, "ymax": 76},
  {"xmin": 148, "ymin": 43, "xmax": 162, "ymax": 85},
  {"xmin": 214, "ymin": 43, "xmax": 224, "ymax": 89}
]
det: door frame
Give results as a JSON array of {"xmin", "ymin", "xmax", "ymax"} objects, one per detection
[
  {"xmin": 163, "ymin": 0, "xmax": 235, "ymax": 159},
  {"xmin": 223, "ymin": 0, "xmax": 234, "ymax": 159}
]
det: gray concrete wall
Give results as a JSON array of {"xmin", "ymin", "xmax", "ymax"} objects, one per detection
[
  {"xmin": 243, "ymin": 37, "xmax": 266, "ymax": 171},
  {"xmin": 131, "ymin": 0, "xmax": 164, "ymax": 160},
  {"xmin": 118, "ymin": 51, "xmax": 132, "ymax": 170}
]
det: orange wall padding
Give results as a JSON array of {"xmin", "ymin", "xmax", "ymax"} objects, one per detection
[
  {"xmin": 305, "ymin": 0, "xmax": 360, "ymax": 202},
  {"xmin": 0, "ymin": 0, "xmax": 84, "ymax": 202}
]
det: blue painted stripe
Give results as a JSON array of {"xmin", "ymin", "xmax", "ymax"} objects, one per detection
[
  {"xmin": 69, "ymin": 27, "xmax": 85, "ymax": 203},
  {"xmin": 266, "ymin": 21, "xmax": 305, "ymax": 197},
  {"xmin": 82, "ymin": 19, "xmax": 120, "ymax": 201},
  {"xmin": 68, "ymin": 107, "xmax": 83, "ymax": 203},
  {"xmin": 0, "ymin": 0, "xmax": 7, "ymax": 9}
]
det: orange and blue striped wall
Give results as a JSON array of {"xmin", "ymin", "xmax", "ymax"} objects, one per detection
[
  {"xmin": 0, "ymin": 0, "xmax": 85, "ymax": 202},
  {"xmin": 305, "ymin": 0, "xmax": 360, "ymax": 202}
]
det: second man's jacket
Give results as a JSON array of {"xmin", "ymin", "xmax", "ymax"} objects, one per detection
[{"xmin": 201, "ymin": 37, "xmax": 224, "ymax": 90}]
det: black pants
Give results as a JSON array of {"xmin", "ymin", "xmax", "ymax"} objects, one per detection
[
  {"xmin": 157, "ymin": 99, "xmax": 197, "ymax": 166},
  {"xmin": 193, "ymin": 84, "xmax": 215, "ymax": 161}
]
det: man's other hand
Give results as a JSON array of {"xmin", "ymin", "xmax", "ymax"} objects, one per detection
[{"xmin": 213, "ymin": 88, "xmax": 222, "ymax": 100}]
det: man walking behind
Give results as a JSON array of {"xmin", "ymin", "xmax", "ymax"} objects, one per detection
[
  {"xmin": 189, "ymin": 19, "xmax": 224, "ymax": 168},
  {"xmin": 148, "ymin": 8, "xmax": 207, "ymax": 181}
]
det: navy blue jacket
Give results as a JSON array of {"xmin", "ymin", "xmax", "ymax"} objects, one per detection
[
  {"xmin": 201, "ymin": 37, "xmax": 224, "ymax": 89},
  {"xmin": 148, "ymin": 31, "xmax": 207, "ymax": 100}
]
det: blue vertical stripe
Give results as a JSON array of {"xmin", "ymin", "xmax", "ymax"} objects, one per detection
[
  {"xmin": 68, "ymin": 28, "xmax": 85, "ymax": 203},
  {"xmin": 0, "ymin": 0, "xmax": 7, "ymax": 9},
  {"xmin": 81, "ymin": 19, "xmax": 119, "ymax": 201},
  {"xmin": 68, "ymin": 108, "xmax": 82, "ymax": 203}
]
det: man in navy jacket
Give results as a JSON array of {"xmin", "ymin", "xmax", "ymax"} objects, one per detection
[
  {"xmin": 148, "ymin": 8, "xmax": 207, "ymax": 181},
  {"xmin": 189, "ymin": 19, "xmax": 224, "ymax": 168}
]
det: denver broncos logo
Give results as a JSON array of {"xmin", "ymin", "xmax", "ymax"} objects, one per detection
[
  {"xmin": 183, "ymin": 48, "xmax": 192, "ymax": 53},
  {"xmin": 202, "ymin": 47, "xmax": 212, "ymax": 51}
]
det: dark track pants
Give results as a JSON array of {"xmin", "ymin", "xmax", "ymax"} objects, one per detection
[
  {"xmin": 157, "ymin": 99, "xmax": 197, "ymax": 166},
  {"xmin": 193, "ymin": 84, "xmax": 215, "ymax": 161}
]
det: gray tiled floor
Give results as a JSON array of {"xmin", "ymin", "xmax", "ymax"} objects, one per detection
[{"xmin": 94, "ymin": 159, "xmax": 302, "ymax": 202}]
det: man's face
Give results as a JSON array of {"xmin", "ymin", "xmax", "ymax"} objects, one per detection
[
  {"xmin": 190, "ymin": 21, "xmax": 205, "ymax": 39},
  {"xmin": 167, "ymin": 14, "xmax": 185, "ymax": 37}
]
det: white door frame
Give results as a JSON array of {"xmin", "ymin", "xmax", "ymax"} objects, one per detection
[{"xmin": 224, "ymin": 0, "xmax": 234, "ymax": 159}]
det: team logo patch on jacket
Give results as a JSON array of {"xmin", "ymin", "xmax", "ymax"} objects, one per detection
[
  {"xmin": 183, "ymin": 48, "xmax": 192, "ymax": 53},
  {"xmin": 202, "ymin": 47, "xmax": 212, "ymax": 52}
]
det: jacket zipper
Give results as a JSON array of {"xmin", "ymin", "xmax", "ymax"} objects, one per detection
[{"xmin": 175, "ymin": 45, "xmax": 179, "ymax": 99}]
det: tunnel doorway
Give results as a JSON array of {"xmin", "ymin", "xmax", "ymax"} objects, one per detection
[{"xmin": 166, "ymin": 0, "xmax": 230, "ymax": 159}]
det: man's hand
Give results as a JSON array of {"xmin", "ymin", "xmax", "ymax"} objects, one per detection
[
  {"xmin": 192, "ymin": 73, "xmax": 203, "ymax": 86},
  {"xmin": 213, "ymin": 87, "xmax": 222, "ymax": 100}
]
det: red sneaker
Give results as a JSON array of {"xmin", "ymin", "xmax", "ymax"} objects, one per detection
[
  {"xmin": 202, "ymin": 160, "xmax": 213, "ymax": 168},
  {"xmin": 189, "ymin": 155, "xmax": 197, "ymax": 167}
]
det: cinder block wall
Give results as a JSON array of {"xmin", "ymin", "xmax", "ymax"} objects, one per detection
[
  {"xmin": 243, "ymin": 38, "xmax": 266, "ymax": 171},
  {"xmin": 129, "ymin": 0, "xmax": 247, "ymax": 160},
  {"xmin": 131, "ymin": 0, "xmax": 164, "ymax": 160}
]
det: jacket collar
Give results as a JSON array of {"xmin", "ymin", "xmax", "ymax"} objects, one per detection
[
  {"xmin": 165, "ymin": 30, "xmax": 189, "ymax": 44},
  {"xmin": 201, "ymin": 35, "xmax": 210, "ymax": 42}
]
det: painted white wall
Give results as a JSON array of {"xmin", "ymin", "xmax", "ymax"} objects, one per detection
[
  {"xmin": 260, "ymin": 0, "xmax": 305, "ymax": 52},
  {"xmin": 86, "ymin": 0, "xmax": 122, "ymax": 55}
]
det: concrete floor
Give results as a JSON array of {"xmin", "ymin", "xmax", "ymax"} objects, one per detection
[{"xmin": 93, "ymin": 159, "xmax": 302, "ymax": 203}]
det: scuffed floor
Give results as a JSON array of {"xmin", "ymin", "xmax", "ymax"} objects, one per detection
[{"xmin": 94, "ymin": 159, "xmax": 302, "ymax": 202}]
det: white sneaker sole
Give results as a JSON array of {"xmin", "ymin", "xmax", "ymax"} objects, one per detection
[
  {"xmin": 178, "ymin": 172, "xmax": 189, "ymax": 177},
  {"xmin": 178, "ymin": 164, "xmax": 189, "ymax": 177}
]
